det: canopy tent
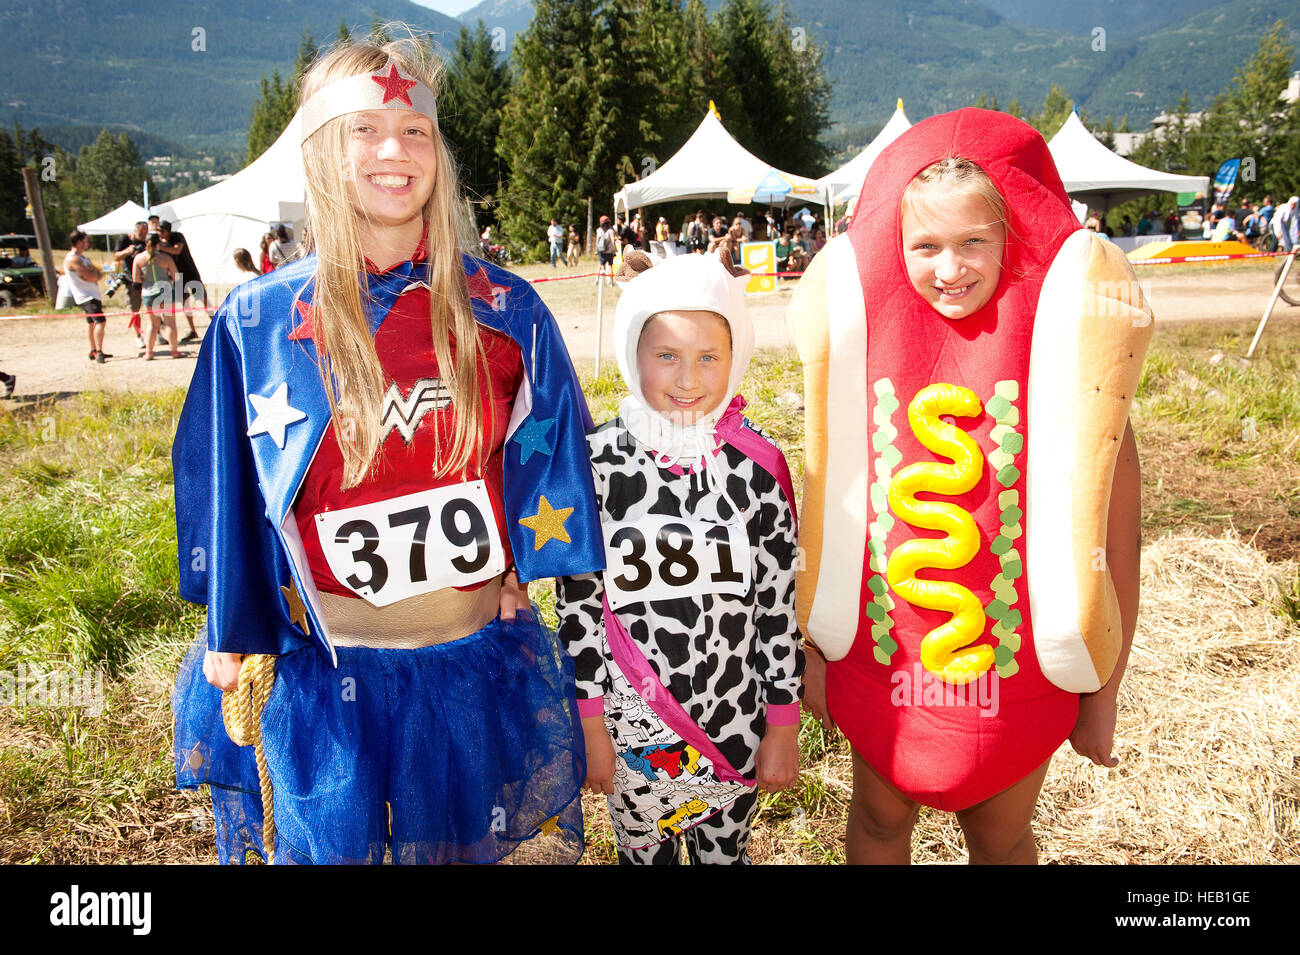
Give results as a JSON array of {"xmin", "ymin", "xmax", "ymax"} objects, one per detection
[
  {"xmin": 1047, "ymin": 111, "xmax": 1208, "ymax": 211},
  {"xmin": 77, "ymin": 200, "xmax": 152, "ymax": 236},
  {"xmin": 612, "ymin": 105, "xmax": 824, "ymax": 219},
  {"xmin": 153, "ymin": 112, "xmax": 308, "ymax": 288},
  {"xmin": 817, "ymin": 99, "xmax": 912, "ymax": 206}
]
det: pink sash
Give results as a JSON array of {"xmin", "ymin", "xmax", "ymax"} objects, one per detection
[{"xmin": 602, "ymin": 597, "xmax": 752, "ymax": 785}]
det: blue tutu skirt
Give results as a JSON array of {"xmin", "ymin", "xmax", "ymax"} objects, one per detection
[{"xmin": 172, "ymin": 605, "xmax": 585, "ymax": 864}]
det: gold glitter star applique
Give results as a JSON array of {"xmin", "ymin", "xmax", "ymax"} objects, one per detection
[
  {"xmin": 280, "ymin": 581, "xmax": 311, "ymax": 636},
  {"xmin": 518, "ymin": 495, "xmax": 574, "ymax": 551},
  {"xmin": 184, "ymin": 743, "xmax": 205, "ymax": 772},
  {"xmin": 538, "ymin": 815, "xmax": 560, "ymax": 836}
]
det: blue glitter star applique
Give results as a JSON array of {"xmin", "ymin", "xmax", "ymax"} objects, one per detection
[{"xmin": 513, "ymin": 416, "xmax": 556, "ymax": 465}]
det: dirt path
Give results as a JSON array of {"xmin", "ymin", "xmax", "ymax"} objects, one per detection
[{"xmin": 0, "ymin": 264, "xmax": 1289, "ymax": 400}]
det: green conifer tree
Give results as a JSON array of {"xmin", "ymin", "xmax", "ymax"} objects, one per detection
[{"xmin": 496, "ymin": 0, "xmax": 619, "ymax": 258}]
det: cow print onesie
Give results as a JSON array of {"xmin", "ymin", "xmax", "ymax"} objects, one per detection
[{"xmin": 557, "ymin": 414, "xmax": 803, "ymax": 863}]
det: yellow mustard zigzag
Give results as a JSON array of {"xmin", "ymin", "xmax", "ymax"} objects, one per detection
[{"xmin": 886, "ymin": 383, "xmax": 993, "ymax": 685}]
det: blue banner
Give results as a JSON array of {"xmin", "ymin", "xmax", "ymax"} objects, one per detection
[{"xmin": 1213, "ymin": 159, "xmax": 1241, "ymax": 205}]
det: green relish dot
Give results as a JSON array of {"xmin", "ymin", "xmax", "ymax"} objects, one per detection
[
  {"xmin": 997, "ymin": 463, "xmax": 1021, "ymax": 487},
  {"xmin": 1001, "ymin": 432, "xmax": 1024, "ymax": 455},
  {"xmin": 993, "ymin": 645, "xmax": 1015, "ymax": 666},
  {"xmin": 1000, "ymin": 505, "xmax": 1024, "ymax": 525},
  {"xmin": 985, "ymin": 598, "xmax": 1009, "ymax": 619},
  {"xmin": 996, "ymin": 660, "xmax": 1020, "ymax": 679},
  {"xmin": 990, "ymin": 535, "xmax": 1013, "ymax": 556},
  {"xmin": 868, "ymin": 575, "xmax": 887, "ymax": 596},
  {"xmin": 986, "ymin": 394, "xmax": 1012, "ymax": 419}
]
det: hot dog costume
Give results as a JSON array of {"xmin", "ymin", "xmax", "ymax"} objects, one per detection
[
  {"xmin": 788, "ymin": 109, "xmax": 1151, "ymax": 810},
  {"xmin": 556, "ymin": 253, "xmax": 803, "ymax": 863},
  {"xmin": 170, "ymin": 247, "xmax": 604, "ymax": 864}
]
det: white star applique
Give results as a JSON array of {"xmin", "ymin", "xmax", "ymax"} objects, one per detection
[{"xmin": 246, "ymin": 382, "xmax": 307, "ymax": 449}]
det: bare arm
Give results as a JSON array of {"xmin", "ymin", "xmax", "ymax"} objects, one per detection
[
  {"xmin": 64, "ymin": 251, "xmax": 101, "ymax": 282},
  {"xmin": 1070, "ymin": 417, "xmax": 1140, "ymax": 766}
]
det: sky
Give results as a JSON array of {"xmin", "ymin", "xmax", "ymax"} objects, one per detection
[{"xmin": 409, "ymin": 0, "xmax": 481, "ymax": 16}]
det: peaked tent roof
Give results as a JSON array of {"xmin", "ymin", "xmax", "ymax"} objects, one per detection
[
  {"xmin": 78, "ymin": 200, "xmax": 151, "ymax": 236},
  {"xmin": 612, "ymin": 108, "xmax": 821, "ymax": 215},
  {"xmin": 1047, "ymin": 111, "xmax": 1207, "ymax": 210},
  {"xmin": 150, "ymin": 112, "xmax": 308, "ymax": 287},
  {"xmin": 817, "ymin": 100, "xmax": 912, "ymax": 204}
]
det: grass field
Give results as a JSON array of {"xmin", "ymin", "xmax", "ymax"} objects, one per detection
[{"xmin": 0, "ymin": 318, "xmax": 1297, "ymax": 864}]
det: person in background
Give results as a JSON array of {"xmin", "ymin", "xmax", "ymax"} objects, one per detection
[
  {"xmin": 9, "ymin": 241, "xmax": 33, "ymax": 267},
  {"xmin": 259, "ymin": 232, "xmax": 276, "ymax": 273},
  {"xmin": 655, "ymin": 216, "xmax": 670, "ymax": 243},
  {"xmin": 233, "ymin": 248, "xmax": 262, "ymax": 279},
  {"xmin": 774, "ymin": 229, "xmax": 792, "ymax": 273},
  {"xmin": 566, "ymin": 224, "xmax": 581, "ymax": 267},
  {"xmin": 595, "ymin": 214, "xmax": 617, "ymax": 284},
  {"xmin": 114, "ymin": 221, "xmax": 148, "ymax": 347},
  {"xmin": 686, "ymin": 212, "xmax": 707, "ymax": 254},
  {"xmin": 65, "ymin": 229, "xmax": 109, "ymax": 363},
  {"xmin": 547, "ymin": 218, "xmax": 564, "ymax": 268},
  {"xmin": 131, "ymin": 235, "xmax": 184, "ymax": 360},
  {"xmin": 268, "ymin": 225, "xmax": 299, "ymax": 267},
  {"xmin": 158, "ymin": 220, "xmax": 205, "ymax": 343}
]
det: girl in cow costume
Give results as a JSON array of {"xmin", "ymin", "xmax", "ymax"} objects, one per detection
[
  {"xmin": 789, "ymin": 109, "xmax": 1150, "ymax": 863},
  {"xmin": 557, "ymin": 250, "xmax": 804, "ymax": 864}
]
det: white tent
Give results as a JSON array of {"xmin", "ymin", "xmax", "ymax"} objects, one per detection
[
  {"xmin": 1048, "ymin": 111, "xmax": 1208, "ymax": 211},
  {"xmin": 157, "ymin": 113, "xmax": 308, "ymax": 288},
  {"xmin": 817, "ymin": 99, "xmax": 912, "ymax": 205},
  {"xmin": 612, "ymin": 106, "xmax": 822, "ymax": 217},
  {"xmin": 78, "ymin": 200, "xmax": 152, "ymax": 236}
]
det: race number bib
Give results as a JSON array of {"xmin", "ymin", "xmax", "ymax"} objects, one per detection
[
  {"xmin": 315, "ymin": 481, "xmax": 505, "ymax": 607},
  {"xmin": 602, "ymin": 513, "xmax": 751, "ymax": 611}
]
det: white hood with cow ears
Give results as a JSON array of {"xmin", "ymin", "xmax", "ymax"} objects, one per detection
[{"xmin": 613, "ymin": 252, "xmax": 754, "ymax": 474}]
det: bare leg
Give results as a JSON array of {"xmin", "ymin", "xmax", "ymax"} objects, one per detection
[
  {"xmin": 146, "ymin": 311, "xmax": 159, "ymax": 359},
  {"xmin": 93, "ymin": 321, "xmax": 106, "ymax": 354},
  {"xmin": 167, "ymin": 312, "xmax": 181, "ymax": 356},
  {"xmin": 846, "ymin": 749, "xmax": 920, "ymax": 865},
  {"xmin": 954, "ymin": 756, "xmax": 1052, "ymax": 865}
]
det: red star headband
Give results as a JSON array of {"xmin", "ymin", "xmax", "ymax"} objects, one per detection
[{"xmin": 299, "ymin": 64, "xmax": 438, "ymax": 144}]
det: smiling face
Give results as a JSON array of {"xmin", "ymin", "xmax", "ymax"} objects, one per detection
[
  {"xmin": 636, "ymin": 310, "xmax": 733, "ymax": 426},
  {"xmin": 901, "ymin": 183, "xmax": 1007, "ymax": 321},
  {"xmin": 343, "ymin": 109, "xmax": 437, "ymax": 238}
]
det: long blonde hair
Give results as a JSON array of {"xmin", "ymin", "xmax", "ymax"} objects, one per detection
[{"xmin": 299, "ymin": 36, "xmax": 485, "ymax": 487}]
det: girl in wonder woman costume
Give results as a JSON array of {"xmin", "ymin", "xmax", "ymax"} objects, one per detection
[
  {"xmin": 170, "ymin": 37, "xmax": 603, "ymax": 864},
  {"xmin": 789, "ymin": 109, "xmax": 1149, "ymax": 864}
]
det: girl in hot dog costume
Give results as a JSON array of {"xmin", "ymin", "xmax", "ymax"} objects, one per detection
[
  {"xmin": 556, "ymin": 250, "xmax": 803, "ymax": 864},
  {"xmin": 170, "ymin": 38, "xmax": 603, "ymax": 864},
  {"xmin": 788, "ymin": 109, "xmax": 1149, "ymax": 863}
]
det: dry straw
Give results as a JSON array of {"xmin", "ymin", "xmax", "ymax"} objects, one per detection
[{"xmin": 754, "ymin": 530, "xmax": 1299, "ymax": 864}]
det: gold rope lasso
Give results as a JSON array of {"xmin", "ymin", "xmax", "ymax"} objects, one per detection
[{"xmin": 221, "ymin": 653, "xmax": 278, "ymax": 864}]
